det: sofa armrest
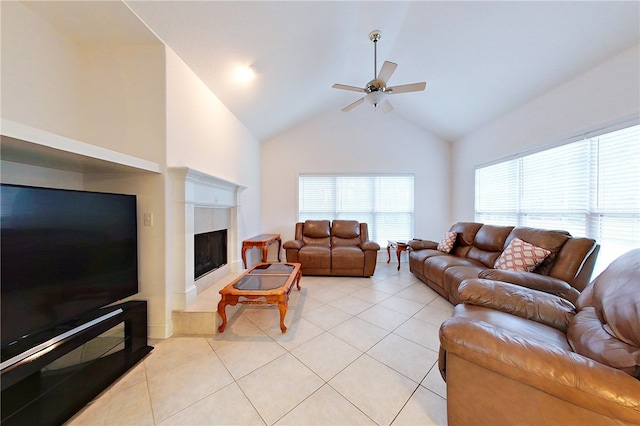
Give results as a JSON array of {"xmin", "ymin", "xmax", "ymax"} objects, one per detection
[
  {"xmin": 440, "ymin": 317, "xmax": 640, "ymax": 424},
  {"xmin": 360, "ymin": 241, "xmax": 381, "ymax": 251},
  {"xmin": 458, "ymin": 279, "xmax": 576, "ymax": 332},
  {"xmin": 478, "ymin": 269, "xmax": 580, "ymax": 303},
  {"xmin": 408, "ymin": 239, "xmax": 437, "ymax": 250},
  {"xmin": 283, "ymin": 240, "xmax": 303, "ymax": 250}
]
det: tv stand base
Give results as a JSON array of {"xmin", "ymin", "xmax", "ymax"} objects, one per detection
[{"xmin": 0, "ymin": 301, "xmax": 153, "ymax": 425}]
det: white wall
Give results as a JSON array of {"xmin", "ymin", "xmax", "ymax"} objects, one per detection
[
  {"xmin": 262, "ymin": 107, "xmax": 451, "ymax": 245},
  {"xmin": 452, "ymin": 45, "xmax": 640, "ymax": 221},
  {"xmin": 0, "ymin": 2, "xmax": 166, "ymax": 165},
  {"xmin": 1, "ymin": 2, "xmax": 83, "ymax": 138},
  {"xmin": 164, "ymin": 47, "xmax": 263, "ymax": 243},
  {"xmin": 78, "ymin": 44, "xmax": 166, "ymax": 164}
]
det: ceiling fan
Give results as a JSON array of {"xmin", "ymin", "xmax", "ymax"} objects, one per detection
[{"xmin": 332, "ymin": 30, "xmax": 426, "ymax": 113}]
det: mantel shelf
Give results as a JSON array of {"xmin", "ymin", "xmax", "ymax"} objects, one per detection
[{"xmin": 1, "ymin": 119, "xmax": 162, "ymax": 175}]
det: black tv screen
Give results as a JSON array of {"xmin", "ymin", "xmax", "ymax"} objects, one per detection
[{"xmin": 1, "ymin": 184, "xmax": 139, "ymax": 349}]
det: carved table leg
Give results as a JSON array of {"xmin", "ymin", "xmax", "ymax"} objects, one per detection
[
  {"xmin": 217, "ymin": 298, "xmax": 228, "ymax": 332},
  {"xmin": 278, "ymin": 303, "xmax": 288, "ymax": 333},
  {"xmin": 295, "ymin": 270, "xmax": 302, "ymax": 290},
  {"xmin": 276, "ymin": 237, "xmax": 282, "ymax": 262},
  {"xmin": 241, "ymin": 244, "xmax": 249, "ymax": 269}
]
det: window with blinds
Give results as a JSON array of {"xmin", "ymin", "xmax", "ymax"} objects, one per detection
[
  {"xmin": 475, "ymin": 124, "xmax": 640, "ymax": 275},
  {"xmin": 298, "ymin": 174, "xmax": 414, "ymax": 245}
]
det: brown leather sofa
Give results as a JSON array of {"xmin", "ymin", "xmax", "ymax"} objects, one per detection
[
  {"xmin": 439, "ymin": 248, "xmax": 640, "ymax": 425},
  {"xmin": 283, "ymin": 220, "xmax": 380, "ymax": 277},
  {"xmin": 408, "ymin": 222, "xmax": 599, "ymax": 304}
]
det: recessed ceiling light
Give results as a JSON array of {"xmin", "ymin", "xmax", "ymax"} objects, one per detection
[{"xmin": 234, "ymin": 64, "xmax": 256, "ymax": 84}]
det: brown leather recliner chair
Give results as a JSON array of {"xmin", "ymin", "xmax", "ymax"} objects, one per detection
[
  {"xmin": 439, "ymin": 249, "xmax": 640, "ymax": 425},
  {"xmin": 283, "ymin": 220, "xmax": 380, "ymax": 277}
]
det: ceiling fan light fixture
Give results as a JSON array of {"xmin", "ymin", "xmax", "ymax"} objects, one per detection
[{"xmin": 365, "ymin": 91, "xmax": 385, "ymax": 107}]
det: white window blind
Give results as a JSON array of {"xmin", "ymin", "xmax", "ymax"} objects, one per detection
[
  {"xmin": 298, "ymin": 174, "xmax": 414, "ymax": 245},
  {"xmin": 475, "ymin": 124, "xmax": 640, "ymax": 275},
  {"xmin": 590, "ymin": 125, "xmax": 640, "ymax": 268},
  {"xmin": 475, "ymin": 160, "xmax": 519, "ymax": 225}
]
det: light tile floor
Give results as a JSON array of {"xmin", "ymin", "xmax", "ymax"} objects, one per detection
[{"xmin": 67, "ymin": 262, "xmax": 451, "ymax": 425}]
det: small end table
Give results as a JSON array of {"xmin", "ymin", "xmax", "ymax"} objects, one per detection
[
  {"xmin": 241, "ymin": 234, "xmax": 282, "ymax": 269},
  {"xmin": 387, "ymin": 240, "xmax": 409, "ymax": 271}
]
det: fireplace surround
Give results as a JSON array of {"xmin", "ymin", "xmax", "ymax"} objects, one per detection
[{"xmin": 169, "ymin": 167, "xmax": 246, "ymax": 311}]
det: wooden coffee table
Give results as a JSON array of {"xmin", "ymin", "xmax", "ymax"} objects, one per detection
[{"xmin": 217, "ymin": 263, "xmax": 302, "ymax": 333}]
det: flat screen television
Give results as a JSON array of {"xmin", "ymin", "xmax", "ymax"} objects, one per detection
[{"xmin": 1, "ymin": 184, "xmax": 139, "ymax": 350}]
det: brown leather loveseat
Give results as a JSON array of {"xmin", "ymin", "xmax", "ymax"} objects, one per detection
[
  {"xmin": 283, "ymin": 220, "xmax": 380, "ymax": 277},
  {"xmin": 438, "ymin": 248, "xmax": 640, "ymax": 425},
  {"xmin": 408, "ymin": 222, "xmax": 599, "ymax": 304}
]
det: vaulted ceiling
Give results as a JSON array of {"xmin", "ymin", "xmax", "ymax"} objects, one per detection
[{"xmin": 22, "ymin": 1, "xmax": 640, "ymax": 143}]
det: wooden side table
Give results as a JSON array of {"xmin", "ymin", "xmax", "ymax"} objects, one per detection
[
  {"xmin": 387, "ymin": 240, "xmax": 408, "ymax": 271},
  {"xmin": 241, "ymin": 234, "xmax": 282, "ymax": 268}
]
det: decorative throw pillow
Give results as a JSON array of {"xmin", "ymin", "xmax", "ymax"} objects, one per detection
[
  {"xmin": 494, "ymin": 237, "xmax": 551, "ymax": 272},
  {"xmin": 437, "ymin": 231, "xmax": 457, "ymax": 253}
]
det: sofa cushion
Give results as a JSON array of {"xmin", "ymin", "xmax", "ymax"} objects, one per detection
[
  {"xmin": 568, "ymin": 307, "xmax": 640, "ymax": 378},
  {"xmin": 451, "ymin": 304, "xmax": 572, "ymax": 351},
  {"xmin": 478, "ymin": 269, "xmax": 580, "ymax": 303},
  {"xmin": 298, "ymin": 245, "xmax": 330, "ymax": 269},
  {"xmin": 466, "ymin": 247, "xmax": 501, "ymax": 268},
  {"xmin": 547, "ymin": 237, "xmax": 598, "ymax": 289},
  {"xmin": 591, "ymin": 249, "xmax": 640, "ymax": 348},
  {"xmin": 494, "ymin": 237, "xmax": 551, "ymax": 272},
  {"xmin": 507, "ymin": 227, "xmax": 569, "ymax": 253},
  {"xmin": 449, "ymin": 222, "xmax": 483, "ymax": 247},
  {"xmin": 466, "ymin": 224, "xmax": 513, "ymax": 267},
  {"xmin": 444, "ymin": 265, "xmax": 486, "ymax": 304},
  {"xmin": 301, "ymin": 220, "xmax": 331, "ymax": 246},
  {"xmin": 569, "ymin": 249, "xmax": 640, "ymax": 377},
  {"xmin": 474, "ymin": 224, "xmax": 514, "ymax": 252},
  {"xmin": 425, "ymin": 255, "xmax": 485, "ymax": 291},
  {"xmin": 332, "ymin": 246, "xmax": 364, "ymax": 269},
  {"xmin": 458, "ymin": 279, "xmax": 576, "ymax": 332},
  {"xmin": 409, "ymin": 249, "xmax": 445, "ymax": 276},
  {"xmin": 331, "ymin": 220, "xmax": 361, "ymax": 246},
  {"xmin": 437, "ymin": 231, "xmax": 457, "ymax": 253}
]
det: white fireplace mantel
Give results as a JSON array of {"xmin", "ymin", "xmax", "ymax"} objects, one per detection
[{"xmin": 169, "ymin": 167, "xmax": 247, "ymax": 310}]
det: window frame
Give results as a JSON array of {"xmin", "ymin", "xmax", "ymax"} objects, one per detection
[
  {"xmin": 474, "ymin": 119, "xmax": 640, "ymax": 275},
  {"xmin": 297, "ymin": 173, "xmax": 415, "ymax": 246}
]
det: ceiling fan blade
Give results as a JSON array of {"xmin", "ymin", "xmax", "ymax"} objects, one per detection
[
  {"xmin": 379, "ymin": 99, "xmax": 393, "ymax": 113},
  {"xmin": 377, "ymin": 61, "xmax": 397, "ymax": 84},
  {"xmin": 342, "ymin": 97, "xmax": 364, "ymax": 112},
  {"xmin": 332, "ymin": 84, "xmax": 365, "ymax": 93},
  {"xmin": 387, "ymin": 82, "xmax": 426, "ymax": 94}
]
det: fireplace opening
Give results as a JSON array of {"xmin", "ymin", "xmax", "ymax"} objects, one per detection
[{"xmin": 195, "ymin": 229, "xmax": 227, "ymax": 280}]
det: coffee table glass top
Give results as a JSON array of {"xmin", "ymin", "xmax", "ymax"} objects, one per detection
[
  {"xmin": 248, "ymin": 263, "xmax": 295, "ymax": 275},
  {"xmin": 232, "ymin": 274, "xmax": 289, "ymax": 291}
]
